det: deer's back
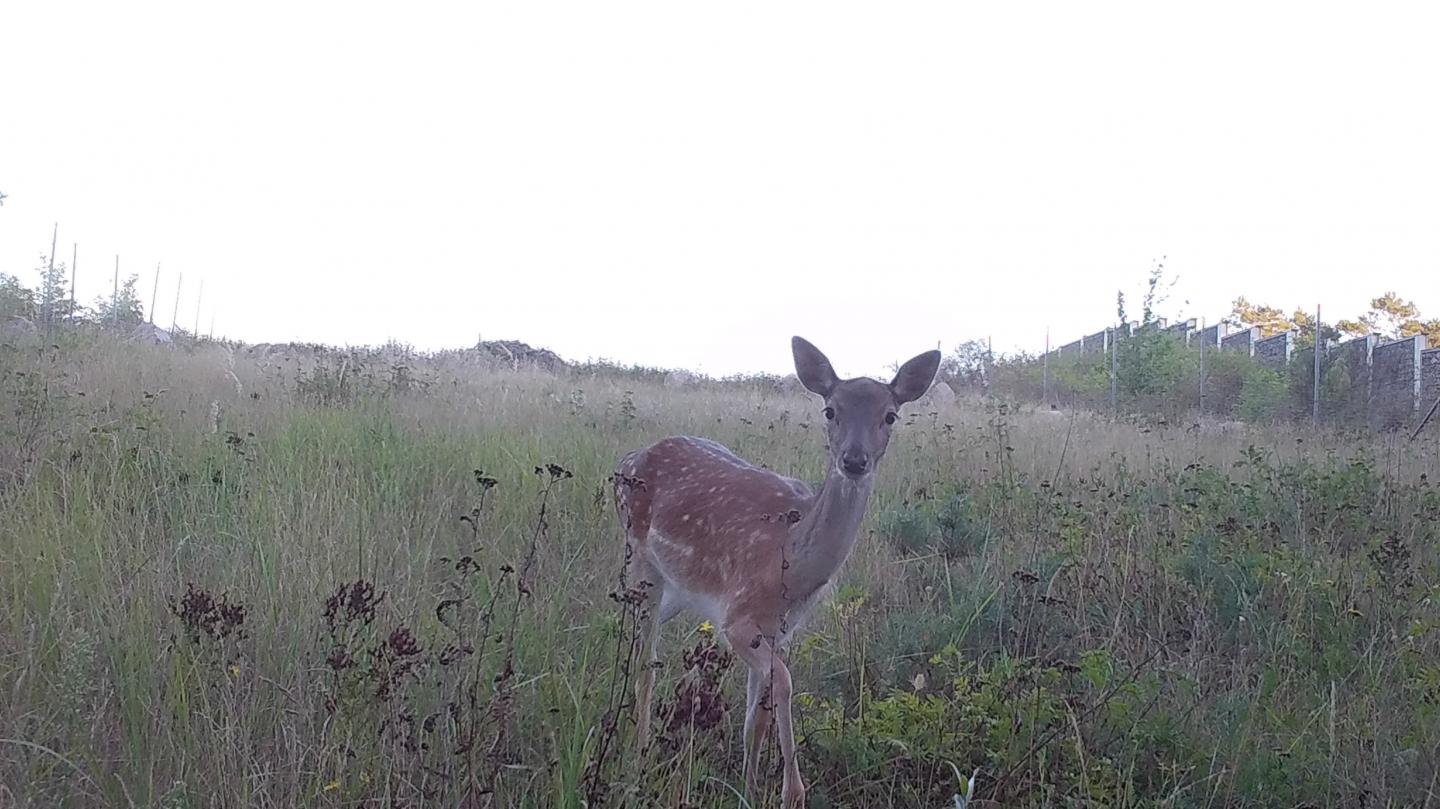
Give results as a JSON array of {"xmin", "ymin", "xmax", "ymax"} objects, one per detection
[{"xmin": 613, "ymin": 435, "xmax": 813, "ymax": 552}]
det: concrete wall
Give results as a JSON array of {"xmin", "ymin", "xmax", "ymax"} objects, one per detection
[
  {"xmin": 1040, "ymin": 311, "xmax": 1438, "ymax": 429},
  {"xmin": 1223, "ymin": 326, "xmax": 1260, "ymax": 355},
  {"xmin": 1163, "ymin": 318, "xmax": 1198, "ymax": 343},
  {"xmin": 1255, "ymin": 332, "xmax": 1294, "ymax": 366},
  {"xmin": 1423, "ymin": 348, "xmax": 1440, "ymax": 414},
  {"xmin": 1192, "ymin": 323, "xmax": 1228, "ymax": 348},
  {"xmin": 1327, "ymin": 335, "xmax": 1376, "ymax": 422},
  {"xmin": 1372, "ymin": 335, "xmax": 1427, "ymax": 430}
]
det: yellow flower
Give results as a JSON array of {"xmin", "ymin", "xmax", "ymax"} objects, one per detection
[
  {"xmin": 323, "ymin": 781, "xmax": 340, "ymax": 792},
  {"xmin": 229, "ymin": 664, "xmax": 241, "ymax": 677},
  {"xmin": 697, "ymin": 620, "xmax": 714, "ymax": 635}
]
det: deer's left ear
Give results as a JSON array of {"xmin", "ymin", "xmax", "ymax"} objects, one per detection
[{"xmin": 889, "ymin": 350, "xmax": 942, "ymax": 405}]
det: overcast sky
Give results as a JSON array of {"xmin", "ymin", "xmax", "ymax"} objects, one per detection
[{"xmin": 2, "ymin": 2, "xmax": 1437, "ymax": 377}]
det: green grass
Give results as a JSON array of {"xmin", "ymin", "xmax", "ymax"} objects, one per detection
[{"xmin": 2, "ymin": 336, "xmax": 1439, "ymax": 807}]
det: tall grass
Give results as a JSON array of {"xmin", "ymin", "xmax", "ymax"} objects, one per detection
[{"xmin": 2, "ymin": 336, "xmax": 1438, "ymax": 807}]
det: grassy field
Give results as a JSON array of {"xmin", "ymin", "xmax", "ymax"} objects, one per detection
[{"xmin": 2, "ymin": 335, "xmax": 1439, "ymax": 808}]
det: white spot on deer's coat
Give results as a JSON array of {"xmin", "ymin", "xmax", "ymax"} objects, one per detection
[{"xmin": 652, "ymin": 531, "xmax": 695, "ymax": 558}]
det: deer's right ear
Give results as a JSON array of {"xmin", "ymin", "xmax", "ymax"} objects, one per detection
[{"xmin": 792, "ymin": 336, "xmax": 839, "ymax": 398}]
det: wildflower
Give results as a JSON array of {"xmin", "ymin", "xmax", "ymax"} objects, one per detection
[
  {"xmin": 697, "ymin": 620, "xmax": 714, "ymax": 635},
  {"xmin": 229, "ymin": 664, "xmax": 241, "ymax": 677},
  {"xmin": 323, "ymin": 780, "xmax": 340, "ymax": 792}
]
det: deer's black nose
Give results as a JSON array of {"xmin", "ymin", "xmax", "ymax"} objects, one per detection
[{"xmin": 841, "ymin": 450, "xmax": 869, "ymax": 477}]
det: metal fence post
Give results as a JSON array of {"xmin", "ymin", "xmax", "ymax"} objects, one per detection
[
  {"xmin": 986, "ymin": 335, "xmax": 994, "ymax": 398},
  {"xmin": 1043, "ymin": 328, "xmax": 1050, "ymax": 406},
  {"xmin": 1110, "ymin": 326, "xmax": 1119, "ymax": 413},
  {"xmin": 1313, "ymin": 305, "xmax": 1322, "ymax": 425},
  {"xmin": 1199, "ymin": 317, "xmax": 1207, "ymax": 414}
]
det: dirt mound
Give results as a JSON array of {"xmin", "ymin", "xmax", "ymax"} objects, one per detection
[
  {"xmin": 474, "ymin": 340, "xmax": 567, "ymax": 372},
  {"xmin": 129, "ymin": 323, "xmax": 173, "ymax": 344},
  {"xmin": 1, "ymin": 316, "xmax": 37, "ymax": 342}
]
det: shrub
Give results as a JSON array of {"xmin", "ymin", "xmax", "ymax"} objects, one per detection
[
  {"xmin": 878, "ymin": 484, "xmax": 989, "ymax": 559},
  {"xmin": 1237, "ymin": 365, "xmax": 1287, "ymax": 422}
]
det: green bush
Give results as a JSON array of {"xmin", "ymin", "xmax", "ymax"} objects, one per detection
[
  {"xmin": 877, "ymin": 484, "xmax": 989, "ymax": 559},
  {"xmin": 1117, "ymin": 331, "xmax": 1196, "ymax": 398},
  {"xmin": 1237, "ymin": 365, "xmax": 1287, "ymax": 422}
]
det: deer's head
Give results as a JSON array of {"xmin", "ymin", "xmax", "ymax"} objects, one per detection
[{"xmin": 791, "ymin": 336, "xmax": 941, "ymax": 481}]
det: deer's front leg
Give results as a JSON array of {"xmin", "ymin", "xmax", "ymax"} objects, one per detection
[
  {"xmin": 742, "ymin": 664, "xmax": 775, "ymax": 791},
  {"xmin": 770, "ymin": 652, "xmax": 805, "ymax": 808}
]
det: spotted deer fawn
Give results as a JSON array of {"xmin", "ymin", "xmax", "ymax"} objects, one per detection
[{"xmin": 612, "ymin": 336, "xmax": 941, "ymax": 808}]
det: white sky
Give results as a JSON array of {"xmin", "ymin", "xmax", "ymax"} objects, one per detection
[{"xmin": 2, "ymin": 1, "xmax": 1437, "ymax": 377}]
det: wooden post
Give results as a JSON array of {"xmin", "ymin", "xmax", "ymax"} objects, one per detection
[
  {"xmin": 150, "ymin": 264, "xmax": 161, "ymax": 324},
  {"xmin": 69, "ymin": 243, "xmax": 77, "ymax": 320},
  {"xmin": 45, "ymin": 223, "xmax": 57, "ymax": 329},
  {"xmin": 1043, "ymin": 328, "xmax": 1050, "ymax": 406},
  {"xmin": 986, "ymin": 335, "xmax": 994, "ymax": 397},
  {"xmin": 1414, "ymin": 395, "xmax": 1440, "ymax": 441},
  {"xmin": 1110, "ymin": 326, "xmax": 1119, "ymax": 412},
  {"xmin": 171, "ymin": 272, "xmax": 183, "ymax": 334},
  {"xmin": 1198, "ymin": 317, "xmax": 1207, "ymax": 414},
  {"xmin": 193, "ymin": 279, "xmax": 203, "ymax": 337}
]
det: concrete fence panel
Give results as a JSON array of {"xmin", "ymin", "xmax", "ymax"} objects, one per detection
[
  {"xmin": 1422, "ymin": 348, "xmax": 1440, "ymax": 413},
  {"xmin": 1254, "ymin": 332, "xmax": 1294, "ymax": 366},
  {"xmin": 1372, "ymin": 335, "xmax": 1427, "ymax": 430},
  {"xmin": 1223, "ymin": 327, "xmax": 1260, "ymax": 356}
]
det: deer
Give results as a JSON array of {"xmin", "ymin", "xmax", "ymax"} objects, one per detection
[{"xmin": 611, "ymin": 336, "xmax": 941, "ymax": 808}]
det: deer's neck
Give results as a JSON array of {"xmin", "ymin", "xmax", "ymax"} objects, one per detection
[{"xmin": 784, "ymin": 469, "xmax": 875, "ymax": 600}]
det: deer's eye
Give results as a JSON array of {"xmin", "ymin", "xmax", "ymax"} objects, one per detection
[
  {"xmin": 884, "ymin": 412, "xmax": 898, "ymax": 426},
  {"xmin": 823, "ymin": 407, "xmax": 835, "ymax": 421}
]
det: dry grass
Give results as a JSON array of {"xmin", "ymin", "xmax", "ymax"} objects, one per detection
[{"xmin": 2, "ymin": 335, "xmax": 1438, "ymax": 807}]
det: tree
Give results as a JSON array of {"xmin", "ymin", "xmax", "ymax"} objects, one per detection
[
  {"xmin": 1140, "ymin": 257, "xmax": 1175, "ymax": 326},
  {"xmin": 940, "ymin": 339, "xmax": 991, "ymax": 391},
  {"xmin": 1338, "ymin": 292, "xmax": 1432, "ymax": 343},
  {"xmin": 92, "ymin": 273, "xmax": 146, "ymax": 329},
  {"xmin": 1401, "ymin": 319, "xmax": 1440, "ymax": 347},
  {"xmin": 35, "ymin": 253, "xmax": 77, "ymax": 326},
  {"xmin": 1370, "ymin": 292, "xmax": 1420, "ymax": 337},
  {"xmin": 1228, "ymin": 298, "xmax": 1350, "ymax": 348},
  {"xmin": 1290, "ymin": 307, "xmax": 1341, "ymax": 349},
  {"xmin": 1227, "ymin": 297, "xmax": 1293, "ymax": 336},
  {"xmin": 1336, "ymin": 315, "xmax": 1375, "ymax": 338},
  {"xmin": 0, "ymin": 273, "xmax": 34, "ymax": 320}
]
